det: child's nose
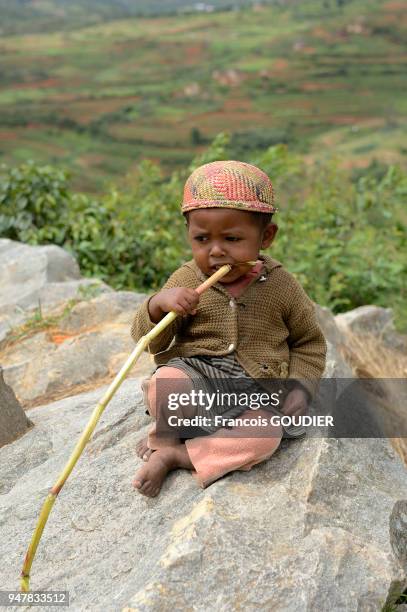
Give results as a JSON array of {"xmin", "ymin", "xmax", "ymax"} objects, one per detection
[{"xmin": 209, "ymin": 243, "xmax": 226, "ymax": 257}]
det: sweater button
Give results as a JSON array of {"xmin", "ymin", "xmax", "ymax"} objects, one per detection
[
  {"xmin": 227, "ymin": 343, "xmax": 235, "ymax": 353},
  {"xmin": 229, "ymin": 299, "xmax": 236, "ymax": 308}
]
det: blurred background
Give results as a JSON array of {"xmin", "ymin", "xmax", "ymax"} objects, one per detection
[{"xmin": 0, "ymin": 0, "xmax": 406, "ymax": 328}]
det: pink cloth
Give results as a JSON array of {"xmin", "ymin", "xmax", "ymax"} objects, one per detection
[
  {"xmin": 142, "ymin": 367, "xmax": 282, "ymax": 488},
  {"xmin": 141, "ymin": 261, "xmax": 282, "ymax": 489}
]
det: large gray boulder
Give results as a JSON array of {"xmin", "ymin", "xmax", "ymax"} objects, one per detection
[
  {"xmin": 0, "ymin": 379, "xmax": 406, "ymax": 610},
  {"xmin": 1, "ymin": 291, "xmax": 152, "ymax": 405},
  {"xmin": 336, "ymin": 305, "xmax": 407, "ymax": 353},
  {"xmin": 316, "ymin": 305, "xmax": 353, "ymax": 378},
  {"xmin": 0, "ymin": 367, "xmax": 32, "ymax": 448},
  {"xmin": 0, "ymin": 239, "xmax": 151, "ymax": 405},
  {"xmin": 0, "ymin": 239, "xmax": 112, "ymax": 343}
]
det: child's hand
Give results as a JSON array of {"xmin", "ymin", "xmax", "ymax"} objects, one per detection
[
  {"xmin": 149, "ymin": 287, "xmax": 200, "ymax": 322},
  {"xmin": 281, "ymin": 387, "xmax": 308, "ymax": 418}
]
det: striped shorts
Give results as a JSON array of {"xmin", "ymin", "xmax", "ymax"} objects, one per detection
[{"xmin": 155, "ymin": 353, "xmax": 306, "ymax": 438}]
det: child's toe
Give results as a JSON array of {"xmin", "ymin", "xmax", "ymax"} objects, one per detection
[
  {"xmin": 142, "ymin": 449, "xmax": 153, "ymax": 461},
  {"xmin": 140, "ymin": 480, "xmax": 152, "ymax": 494}
]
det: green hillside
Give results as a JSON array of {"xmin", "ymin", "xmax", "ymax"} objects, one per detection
[
  {"xmin": 0, "ymin": 0, "xmax": 281, "ymax": 34},
  {"xmin": 0, "ymin": 0, "xmax": 405, "ymax": 192}
]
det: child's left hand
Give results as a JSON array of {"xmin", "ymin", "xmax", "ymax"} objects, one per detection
[{"xmin": 281, "ymin": 387, "xmax": 308, "ymax": 418}]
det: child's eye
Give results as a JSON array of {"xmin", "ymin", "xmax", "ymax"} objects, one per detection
[
  {"xmin": 194, "ymin": 235, "xmax": 208, "ymax": 242},
  {"xmin": 225, "ymin": 236, "xmax": 241, "ymax": 242}
]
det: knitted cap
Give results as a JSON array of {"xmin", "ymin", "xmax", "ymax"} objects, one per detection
[{"xmin": 181, "ymin": 160, "xmax": 277, "ymax": 214}]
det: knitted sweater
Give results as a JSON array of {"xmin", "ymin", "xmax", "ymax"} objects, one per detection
[{"xmin": 130, "ymin": 254, "xmax": 327, "ymax": 398}]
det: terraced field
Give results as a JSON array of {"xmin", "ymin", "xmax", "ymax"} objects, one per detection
[{"xmin": 0, "ymin": 0, "xmax": 405, "ymax": 192}]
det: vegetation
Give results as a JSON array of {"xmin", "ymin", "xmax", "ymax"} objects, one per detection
[
  {"xmin": 0, "ymin": 0, "xmax": 283, "ymax": 35},
  {"xmin": 0, "ymin": 0, "xmax": 405, "ymax": 192},
  {"xmin": 1, "ymin": 135, "xmax": 406, "ymax": 330}
]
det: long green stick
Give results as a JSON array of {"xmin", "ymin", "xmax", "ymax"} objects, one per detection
[{"xmin": 21, "ymin": 262, "xmax": 249, "ymax": 591}]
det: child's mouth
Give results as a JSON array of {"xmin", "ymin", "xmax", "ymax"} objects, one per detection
[
  {"xmin": 211, "ymin": 261, "xmax": 256, "ymax": 272},
  {"xmin": 210, "ymin": 261, "xmax": 256, "ymax": 277},
  {"xmin": 212, "ymin": 263, "xmax": 230, "ymax": 270},
  {"xmin": 210, "ymin": 263, "xmax": 233, "ymax": 274}
]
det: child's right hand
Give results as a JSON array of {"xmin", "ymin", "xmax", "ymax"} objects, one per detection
[{"xmin": 148, "ymin": 287, "xmax": 200, "ymax": 322}]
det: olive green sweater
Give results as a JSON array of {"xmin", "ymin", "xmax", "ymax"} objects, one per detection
[{"xmin": 130, "ymin": 254, "xmax": 327, "ymax": 398}]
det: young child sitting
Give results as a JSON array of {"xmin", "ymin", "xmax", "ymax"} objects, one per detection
[{"xmin": 130, "ymin": 160, "xmax": 327, "ymax": 497}]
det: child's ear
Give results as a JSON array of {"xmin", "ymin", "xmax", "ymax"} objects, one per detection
[{"xmin": 261, "ymin": 223, "xmax": 278, "ymax": 249}]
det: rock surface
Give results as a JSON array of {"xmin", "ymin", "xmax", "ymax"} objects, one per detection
[
  {"xmin": 0, "ymin": 240, "xmax": 406, "ymax": 609},
  {"xmin": 336, "ymin": 305, "xmax": 407, "ymax": 353},
  {"xmin": 0, "ymin": 367, "xmax": 32, "ymax": 448},
  {"xmin": 1, "ymin": 291, "xmax": 152, "ymax": 405},
  {"xmin": 316, "ymin": 305, "xmax": 353, "ymax": 379},
  {"xmin": 0, "ymin": 379, "xmax": 406, "ymax": 611},
  {"xmin": 0, "ymin": 239, "xmax": 111, "ymax": 343}
]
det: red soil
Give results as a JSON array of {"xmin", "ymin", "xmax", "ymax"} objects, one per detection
[
  {"xmin": 383, "ymin": 1, "xmax": 407, "ymax": 10},
  {"xmin": 184, "ymin": 43, "xmax": 206, "ymax": 65},
  {"xmin": 273, "ymin": 59, "xmax": 289, "ymax": 71},
  {"xmin": 301, "ymin": 82, "xmax": 345, "ymax": 92},
  {"xmin": 8, "ymin": 78, "xmax": 61, "ymax": 91},
  {"xmin": 330, "ymin": 115, "xmax": 370, "ymax": 125},
  {"xmin": 0, "ymin": 131, "xmax": 18, "ymax": 141},
  {"xmin": 48, "ymin": 331, "xmax": 78, "ymax": 345}
]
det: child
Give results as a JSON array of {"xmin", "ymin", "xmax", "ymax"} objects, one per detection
[{"xmin": 130, "ymin": 160, "xmax": 327, "ymax": 497}]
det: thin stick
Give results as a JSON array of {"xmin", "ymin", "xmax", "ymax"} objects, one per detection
[{"xmin": 21, "ymin": 261, "xmax": 253, "ymax": 591}]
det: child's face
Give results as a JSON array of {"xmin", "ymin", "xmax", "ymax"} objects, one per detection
[{"xmin": 186, "ymin": 208, "xmax": 277, "ymax": 283}]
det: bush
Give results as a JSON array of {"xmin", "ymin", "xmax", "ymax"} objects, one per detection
[
  {"xmin": 0, "ymin": 161, "xmax": 70, "ymax": 242},
  {"xmin": 271, "ymin": 160, "xmax": 407, "ymax": 328}
]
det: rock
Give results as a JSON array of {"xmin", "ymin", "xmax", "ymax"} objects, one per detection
[
  {"xmin": 391, "ymin": 500, "xmax": 407, "ymax": 574},
  {"xmin": 0, "ymin": 379, "xmax": 406, "ymax": 609},
  {"xmin": 389, "ymin": 500, "xmax": 407, "ymax": 608},
  {"xmin": 212, "ymin": 69, "xmax": 246, "ymax": 87},
  {"xmin": 0, "ymin": 366, "xmax": 32, "ymax": 448},
  {"xmin": 316, "ymin": 305, "xmax": 353, "ymax": 378},
  {"xmin": 183, "ymin": 82, "xmax": 201, "ymax": 97},
  {"xmin": 336, "ymin": 305, "xmax": 407, "ymax": 353},
  {"xmin": 0, "ymin": 239, "xmax": 112, "ymax": 343},
  {"xmin": 1, "ymin": 291, "xmax": 152, "ymax": 405}
]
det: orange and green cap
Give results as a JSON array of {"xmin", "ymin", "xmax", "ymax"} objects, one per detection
[{"xmin": 181, "ymin": 160, "xmax": 277, "ymax": 215}]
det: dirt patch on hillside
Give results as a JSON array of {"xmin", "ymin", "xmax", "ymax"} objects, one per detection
[
  {"xmin": 223, "ymin": 97, "xmax": 253, "ymax": 112},
  {"xmin": 272, "ymin": 59, "xmax": 289, "ymax": 71},
  {"xmin": 3, "ymin": 78, "xmax": 61, "ymax": 92},
  {"xmin": 0, "ymin": 130, "xmax": 18, "ymax": 141},
  {"xmin": 65, "ymin": 96, "xmax": 140, "ymax": 123},
  {"xmin": 301, "ymin": 82, "xmax": 345, "ymax": 92},
  {"xmin": 383, "ymin": 1, "xmax": 406, "ymax": 10},
  {"xmin": 77, "ymin": 153, "xmax": 106, "ymax": 168},
  {"xmin": 184, "ymin": 43, "xmax": 206, "ymax": 65},
  {"xmin": 330, "ymin": 115, "xmax": 372, "ymax": 126},
  {"xmin": 311, "ymin": 26, "xmax": 337, "ymax": 42}
]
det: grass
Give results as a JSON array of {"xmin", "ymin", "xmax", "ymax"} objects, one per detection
[
  {"xmin": 0, "ymin": 301, "xmax": 77, "ymax": 349},
  {"xmin": 338, "ymin": 327, "xmax": 407, "ymax": 467},
  {"xmin": 382, "ymin": 589, "xmax": 407, "ymax": 611}
]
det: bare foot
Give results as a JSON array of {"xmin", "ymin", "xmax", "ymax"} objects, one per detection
[
  {"xmin": 132, "ymin": 446, "xmax": 193, "ymax": 497},
  {"xmin": 135, "ymin": 437, "xmax": 154, "ymax": 462}
]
